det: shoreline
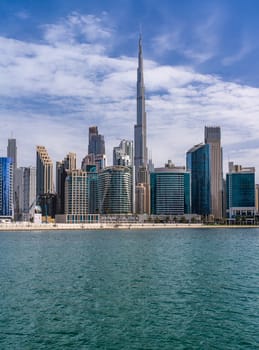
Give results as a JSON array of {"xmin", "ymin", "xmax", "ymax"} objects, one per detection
[{"xmin": 1, "ymin": 222, "xmax": 259, "ymax": 231}]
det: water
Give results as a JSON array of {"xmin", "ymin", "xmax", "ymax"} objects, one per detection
[{"xmin": 0, "ymin": 228, "xmax": 259, "ymax": 349}]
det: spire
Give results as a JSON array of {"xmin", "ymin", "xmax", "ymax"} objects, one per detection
[
  {"xmin": 137, "ymin": 33, "xmax": 144, "ymax": 96},
  {"xmin": 138, "ymin": 33, "xmax": 142, "ymax": 62},
  {"xmin": 134, "ymin": 34, "xmax": 148, "ymax": 176}
]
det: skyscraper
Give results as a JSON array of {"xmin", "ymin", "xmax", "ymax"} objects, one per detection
[
  {"xmin": 56, "ymin": 152, "xmax": 76, "ymax": 214},
  {"xmin": 113, "ymin": 140, "xmax": 133, "ymax": 167},
  {"xmin": 14, "ymin": 167, "xmax": 24, "ymax": 220},
  {"xmin": 88, "ymin": 126, "xmax": 105, "ymax": 156},
  {"xmin": 204, "ymin": 126, "xmax": 223, "ymax": 219},
  {"xmin": 36, "ymin": 146, "xmax": 54, "ymax": 197},
  {"xmin": 7, "ymin": 139, "xmax": 17, "ymax": 170},
  {"xmin": 186, "ymin": 143, "xmax": 211, "ymax": 216},
  {"xmin": 65, "ymin": 170, "xmax": 88, "ymax": 222},
  {"xmin": 134, "ymin": 35, "xmax": 148, "ymax": 182},
  {"xmin": 82, "ymin": 126, "xmax": 106, "ymax": 171},
  {"xmin": 0, "ymin": 157, "xmax": 13, "ymax": 219},
  {"xmin": 226, "ymin": 162, "xmax": 256, "ymax": 221},
  {"xmin": 23, "ymin": 166, "xmax": 36, "ymax": 221},
  {"xmin": 86, "ymin": 165, "xmax": 99, "ymax": 215},
  {"xmin": 7, "ymin": 139, "xmax": 18, "ymax": 219},
  {"xmin": 98, "ymin": 166, "xmax": 133, "ymax": 215},
  {"xmin": 150, "ymin": 162, "xmax": 191, "ymax": 216},
  {"xmin": 36, "ymin": 146, "xmax": 55, "ymax": 220},
  {"xmin": 134, "ymin": 35, "xmax": 150, "ymax": 214}
]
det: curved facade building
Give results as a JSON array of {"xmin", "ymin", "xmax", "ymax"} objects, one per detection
[{"xmin": 98, "ymin": 166, "xmax": 133, "ymax": 214}]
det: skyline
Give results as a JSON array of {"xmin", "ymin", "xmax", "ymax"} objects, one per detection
[{"xmin": 1, "ymin": 1, "xmax": 259, "ymax": 179}]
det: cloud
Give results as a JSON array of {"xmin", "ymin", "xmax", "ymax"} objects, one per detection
[
  {"xmin": 222, "ymin": 36, "xmax": 256, "ymax": 66},
  {"xmin": 1, "ymin": 12, "xmax": 259, "ymax": 181},
  {"xmin": 151, "ymin": 11, "xmax": 221, "ymax": 64},
  {"xmin": 15, "ymin": 11, "xmax": 30, "ymax": 20},
  {"xmin": 43, "ymin": 12, "xmax": 113, "ymax": 47}
]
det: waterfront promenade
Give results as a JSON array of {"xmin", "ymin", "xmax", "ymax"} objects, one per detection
[{"xmin": 0, "ymin": 222, "xmax": 259, "ymax": 231}]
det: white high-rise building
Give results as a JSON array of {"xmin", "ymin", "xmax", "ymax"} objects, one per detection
[
  {"xmin": 113, "ymin": 140, "xmax": 133, "ymax": 166},
  {"xmin": 65, "ymin": 170, "xmax": 88, "ymax": 223}
]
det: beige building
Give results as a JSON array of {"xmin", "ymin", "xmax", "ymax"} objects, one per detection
[
  {"xmin": 65, "ymin": 169, "xmax": 88, "ymax": 217},
  {"xmin": 135, "ymin": 182, "xmax": 150, "ymax": 215},
  {"xmin": 36, "ymin": 146, "xmax": 54, "ymax": 197}
]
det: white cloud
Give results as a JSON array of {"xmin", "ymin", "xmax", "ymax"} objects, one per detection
[
  {"xmin": 1, "ymin": 12, "xmax": 259, "ymax": 180},
  {"xmin": 222, "ymin": 37, "xmax": 256, "ymax": 66},
  {"xmin": 15, "ymin": 10, "xmax": 30, "ymax": 20},
  {"xmin": 43, "ymin": 12, "xmax": 113, "ymax": 45},
  {"xmin": 151, "ymin": 11, "xmax": 221, "ymax": 63}
]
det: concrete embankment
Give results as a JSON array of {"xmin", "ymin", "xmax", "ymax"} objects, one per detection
[{"xmin": 0, "ymin": 223, "xmax": 259, "ymax": 231}]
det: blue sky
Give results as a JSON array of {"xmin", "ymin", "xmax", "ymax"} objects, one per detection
[{"xmin": 1, "ymin": 0, "xmax": 259, "ymax": 178}]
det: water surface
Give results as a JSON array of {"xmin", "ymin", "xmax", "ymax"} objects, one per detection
[{"xmin": 0, "ymin": 228, "xmax": 259, "ymax": 349}]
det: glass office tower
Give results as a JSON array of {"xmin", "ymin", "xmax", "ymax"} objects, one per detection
[
  {"xmin": 0, "ymin": 157, "xmax": 13, "ymax": 219},
  {"xmin": 226, "ymin": 162, "xmax": 255, "ymax": 219},
  {"xmin": 186, "ymin": 143, "xmax": 211, "ymax": 216},
  {"xmin": 98, "ymin": 166, "xmax": 133, "ymax": 214},
  {"xmin": 150, "ymin": 164, "xmax": 191, "ymax": 216}
]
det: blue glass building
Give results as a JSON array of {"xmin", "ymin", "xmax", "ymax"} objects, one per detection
[
  {"xmin": 186, "ymin": 143, "xmax": 211, "ymax": 216},
  {"xmin": 0, "ymin": 157, "xmax": 13, "ymax": 219},
  {"xmin": 86, "ymin": 165, "xmax": 99, "ymax": 214},
  {"xmin": 150, "ymin": 164, "xmax": 191, "ymax": 215},
  {"xmin": 226, "ymin": 163, "xmax": 255, "ymax": 219}
]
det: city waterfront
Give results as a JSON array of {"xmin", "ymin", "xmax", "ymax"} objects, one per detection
[{"xmin": 1, "ymin": 228, "xmax": 259, "ymax": 349}]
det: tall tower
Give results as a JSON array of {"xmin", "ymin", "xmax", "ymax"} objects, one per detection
[
  {"xmin": 56, "ymin": 152, "xmax": 76, "ymax": 214},
  {"xmin": 186, "ymin": 143, "xmax": 211, "ymax": 216},
  {"xmin": 150, "ymin": 163, "xmax": 191, "ymax": 216},
  {"xmin": 98, "ymin": 166, "xmax": 133, "ymax": 214},
  {"xmin": 82, "ymin": 126, "xmax": 106, "ymax": 171},
  {"xmin": 134, "ymin": 35, "xmax": 150, "ymax": 214},
  {"xmin": 36, "ymin": 146, "xmax": 54, "ymax": 197},
  {"xmin": 65, "ymin": 170, "xmax": 88, "ymax": 219},
  {"xmin": 23, "ymin": 166, "xmax": 36, "ymax": 221},
  {"xmin": 88, "ymin": 126, "xmax": 105, "ymax": 156},
  {"xmin": 0, "ymin": 157, "xmax": 13, "ymax": 219},
  {"xmin": 113, "ymin": 140, "xmax": 133, "ymax": 166},
  {"xmin": 134, "ymin": 35, "xmax": 148, "ymax": 181},
  {"xmin": 226, "ymin": 162, "xmax": 255, "ymax": 221},
  {"xmin": 7, "ymin": 139, "xmax": 17, "ymax": 171},
  {"xmin": 204, "ymin": 126, "xmax": 223, "ymax": 219},
  {"xmin": 7, "ymin": 139, "xmax": 18, "ymax": 219}
]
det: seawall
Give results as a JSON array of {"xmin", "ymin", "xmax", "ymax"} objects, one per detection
[{"xmin": 0, "ymin": 222, "xmax": 259, "ymax": 231}]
